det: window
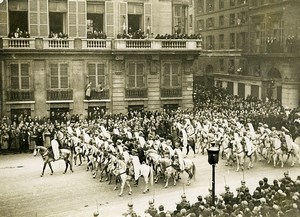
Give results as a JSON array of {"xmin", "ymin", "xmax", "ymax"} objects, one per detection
[
  {"xmin": 189, "ymin": 15, "xmax": 193, "ymax": 27},
  {"xmin": 206, "ymin": 17, "xmax": 214, "ymax": 28},
  {"xmin": 10, "ymin": 63, "xmax": 30, "ymax": 89},
  {"xmin": 228, "ymin": 59, "xmax": 235, "ymax": 74},
  {"xmin": 128, "ymin": 63, "xmax": 145, "ymax": 88},
  {"xmin": 219, "ymin": 15, "xmax": 224, "ymax": 27},
  {"xmin": 219, "ymin": 0, "xmax": 225, "ymax": 9},
  {"xmin": 173, "ymin": 5, "xmax": 188, "ymax": 34},
  {"xmin": 219, "ymin": 34, "xmax": 224, "ymax": 49},
  {"xmin": 230, "ymin": 14, "xmax": 235, "ymax": 26},
  {"xmin": 49, "ymin": 12, "xmax": 66, "ymax": 34},
  {"xmin": 206, "ymin": 35, "xmax": 215, "ymax": 49},
  {"xmin": 50, "ymin": 63, "xmax": 68, "ymax": 89},
  {"xmin": 230, "ymin": 0, "xmax": 236, "ymax": 7},
  {"xmin": 219, "ymin": 59, "xmax": 224, "ymax": 71},
  {"xmin": 162, "ymin": 63, "xmax": 181, "ymax": 87},
  {"xmin": 88, "ymin": 63, "xmax": 106, "ymax": 89},
  {"xmin": 230, "ymin": 33, "xmax": 235, "ymax": 49},
  {"xmin": 206, "ymin": 0, "xmax": 215, "ymax": 12},
  {"xmin": 197, "ymin": 20, "xmax": 204, "ymax": 30},
  {"xmin": 8, "ymin": 0, "xmax": 29, "ymax": 36}
]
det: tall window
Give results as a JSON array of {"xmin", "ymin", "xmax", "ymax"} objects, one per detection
[
  {"xmin": 162, "ymin": 63, "xmax": 181, "ymax": 87},
  {"xmin": 50, "ymin": 64, "xmax": 68, "ymax": 89},
  {"xmin": 128, "ymin": 63, "xmax": 145, "ymax": 88},
  {"xmin": 219, "ymin": 59, "xmax": 224, "ymax": 71},
  {"xmin": 88, "ymin": 63, "xmax": 106, "ymax": 89},
  {"xmin": 230, "ymin": 33, "xmax": 235, "ymax": 49},
  {"xmin": 10, "ymin": 63, "xmax": 30, "ymax": 89},
  {"xmin": 219, "ymin": 0, "xmax": 225, "ymax": 9},
  {"xmin": 173, "ymin": 5, "xmax": 188, "ymax": 34},
  {"xmin": 219, "ymin": 15, "xmax": 224, "ymax": 27},
  {"xmin": 219, "ymin": 34, "xmax": 224, "ymax": 49}
]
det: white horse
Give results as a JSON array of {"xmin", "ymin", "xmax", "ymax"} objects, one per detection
[
  {"xmin": 269, "ymin": 136, "xmax": 284, "ymax": 168},
  {"xmin": 128, "ymin": 156, "xmax": 153, "ymax": 194},
  {"xmin": 233, "ymin": 140, "xmax": 245, "ymax": 172},
  {"xmin": 286, "ymin": 136, "xmax": 300, "ymax": 166},
  {"xmin": 112, "ymin": 159, "xmax": 132, "ymax": 197}
]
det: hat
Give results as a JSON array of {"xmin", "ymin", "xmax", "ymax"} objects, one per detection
[
  {"xmin": 241, "ymin": 180, "xmax": 246, "ymax": 184},
  {"xmin": 181, "ymin": 194, "xmax": 186, "ymax": 198},
  {"xmin": 128, "ymin": 202, "xmax": 133, "ymax": 208},
  {"xmin": 197, "ymin": 195, "xmax": 203, "ymax": 201}
]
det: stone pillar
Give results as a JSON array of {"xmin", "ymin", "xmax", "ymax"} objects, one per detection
[{"xmin": 281, "ymin": 82, "xmax": 300, "ymax": 109}]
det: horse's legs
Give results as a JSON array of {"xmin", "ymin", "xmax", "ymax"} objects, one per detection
[
  {"xmin": 48, "ymin": 162, "xmax": 53, "ymax": 175},
  {"xmin": 126, "ymin": 180, "xmax": 132, "ymax": 195},
  {"xmin": 143, "ymin": 177, "xmax": 149, "ymax": 194},
  {"xmin": 63, "ymin": 160, "xmax": 69, "ymax": 174},
  {"xmin": 119, "ymin": 177, "xmax": 126, "ymax": 197},
  {"xmin": 69, "ymin": 159, "xmax": 73, "ymax": 172},
  {"xmin": 236, "ymin": 156, "xmax": 240, "ymax": 172},
  {"xmin": 41, "ymin": 162, "xmax": 47, "ymax": 177}
]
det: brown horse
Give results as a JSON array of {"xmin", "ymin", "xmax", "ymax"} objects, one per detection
[{"xmin": 33, "ymin": 146, "xmax": 73, "ymax": 177}]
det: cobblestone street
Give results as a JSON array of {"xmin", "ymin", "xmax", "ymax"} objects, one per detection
[{"xmin": 0, "ymin": 152, "xmax": 299, "ymax": 217}]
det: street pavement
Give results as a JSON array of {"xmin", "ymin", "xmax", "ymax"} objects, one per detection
[{"xmin": 0, "ymin": 151, "xmax": 299, "ymax": 217}]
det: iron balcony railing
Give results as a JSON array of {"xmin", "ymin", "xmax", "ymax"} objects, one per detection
[
  {"xmin": 161, "ymin": 87, "xmax": 182, "ymax": 98},
  {"xmin": 47, "ymin": 89, "xmax": 73, "ymax": 101},
  {"xmin": 89, "ymin": 89, "xmax": 110, "ymax": 100},
  {"xmin": 7, "ymin": 90, "xmax": 34, "ymax": 101},
  {"xmin": 125, "ymin": 88, "xmax": 148, "ymax": 98}
]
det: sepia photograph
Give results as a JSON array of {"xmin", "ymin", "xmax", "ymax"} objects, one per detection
[{"xmin": 0, "ymin": 0, "xmax": 300, "ymax": 216}]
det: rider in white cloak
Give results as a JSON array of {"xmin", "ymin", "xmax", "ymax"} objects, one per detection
[
  {"xmin": 130, "ymin": 155, "xmax": 141, "ymax": 181},
  {"xmin": 51, "ymin": 137, "xmax": 60, "ymax": 160},
  {"xmin": 173, "ymin": 148, "xmax": 184, "ymax": 171}
]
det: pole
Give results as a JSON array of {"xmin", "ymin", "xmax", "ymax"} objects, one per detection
[{"xmin": 212, "ymin": 164, "xmax": 215, "ymax": 207}]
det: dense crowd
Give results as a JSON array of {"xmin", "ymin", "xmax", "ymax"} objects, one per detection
[
  {"xmin": 122, "ymin": 172, "xmax": 300, "ymax": 217},
  {"xmin": 48, "ymin": 31, "xmax": 69, "ymax": 39}
]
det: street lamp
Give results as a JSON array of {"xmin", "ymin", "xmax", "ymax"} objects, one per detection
[{"xmin": 207, "ymin": 143, "xmax": 220, "ymax": 207}]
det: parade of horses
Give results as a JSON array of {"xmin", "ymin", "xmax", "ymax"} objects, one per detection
[{"xmin": 1, "ymin": 85, "xmax": 300, "ymax": 216}]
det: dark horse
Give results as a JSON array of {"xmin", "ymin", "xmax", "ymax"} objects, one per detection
[{"xmin": 33, "ymin": 146, "xmax": 73, "ymax": 177}]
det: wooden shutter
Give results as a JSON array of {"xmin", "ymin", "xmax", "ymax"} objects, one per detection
[
  {"xmin": 0, "ymin": 0, "xmax": 8, "ymax": 37},
  {"xmin": 77, "ymin": 0, "xmax": 86, "ymax": 37},
  {"xmin": 68, "ymin": 0, "xmax": 87, "ymax": 38},
  {"xmin": 119, "ymin": 2, "xmax": 127, "ymax": 33},
  {"xmin": 29, "ymin": 0, "xmax": 39, "ymax": 36},
  {"xmin": 29, "ymin": 0, "xmax": 48, "ymax": 37},
  {"xmin": 39, "ymin": 0, "xmax": 48, "ymax": 36},
  {"xmin": 144, "ymin": 3, "xmax": 152, "ymax": 34},
  {"xmin": 105, "ymin": 1, "xmax": 114, "ymax": 38},
  {"xmin": 68, "ymin": 0, "xmax": 77, "ymax": 37}
]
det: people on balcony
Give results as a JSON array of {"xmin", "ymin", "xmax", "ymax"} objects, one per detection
[
  {"xmin": 48, "ymin": 31, "xmax": 68, "ymax": 39},
  {"xmin": 87, "ymin": 29, "xmax": 107, "ymax": 39},
  {"xmin": 8, "ymin": 27, "xmax": 30, "ymax": 38}
]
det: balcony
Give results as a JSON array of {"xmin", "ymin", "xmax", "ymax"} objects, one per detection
[
  {"xmin": 125, "ymin": 88, "xmax": 148, "ymax": 98},
  {"xmin": 7, "ymin": 90, "xmax": 34, "ymax": 101},
  {"xmin": 161, "ymin": 87, "xmax": 182, "ymax": 98},
  {"xmin": 1, "ymin": 38, "xmax": 35, "ymax": 49},
  {"xmin": 82, "ymin": 39, "xmax": 111, "ymax": 49},
  {"xmin": 43, "ymin": 38, "xmax": 74, "ymax": 49},
  {"xmin": 1, "ymin": 38, "xmax": 202, "ymax": 51},
  {"xmin": 89, "ymin": 89, "xmax": 110, "ymax": 100},
  {"xmin": 47, "ymin": 89, "xmax": 73, "ymax": 101},
  {"xmin": 114, "ymin": 39, "xmax": 202, "ymax": 50}
]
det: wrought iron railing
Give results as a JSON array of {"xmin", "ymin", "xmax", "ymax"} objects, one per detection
[
  {"xmin": 125, "ymin": 88, "xmax": 148, "ymax": 98},
  {"xmin": 161, "ymin": 87, "xmax": 182, "ymax": 98},
  {"xmin": 7, "ymin": 90, "xmax": 34, "ymax": 101},
  {"xmin": 90, "ymin": 89, "xmax": 110, "ymax": 100},
  {"xmin": 47, "ymin": 89, "xmax": 73, "ymax": 100}
]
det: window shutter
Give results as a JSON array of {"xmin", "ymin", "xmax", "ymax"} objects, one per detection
[
  {"xmin": 105, "ymin": 1, "xmax": 115, "ymax": 38},
  {"xmin": 39, "ymin": 0, "xmax": 48, "ymax": 37},
  {"xmin": 29, "ymin": 0, "xmax": 48, "ymax": 37},
  {"xmin": 0, "ymin": 0, "xmax": 8, "ymax": 37},
  {"xmin": 68, "ymin": 0, "xmax": 77, "ymax": 37},
  {"xmin": 77, "ymin": 0, "xmax": 86, "ymax": 37},
  {"xmin": 144, "ymin": 3, "xmax": 152, "ymax": 34},
  {"xmin": 119, "ymin": 2, "xmax": 127, "ymax": 33}
]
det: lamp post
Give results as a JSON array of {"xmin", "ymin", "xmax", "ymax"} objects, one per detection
[{"xmin": 207, "ymin": 143, "xmax": 220, "ymax": 207}]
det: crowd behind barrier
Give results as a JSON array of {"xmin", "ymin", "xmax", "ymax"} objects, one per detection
[{"xmin": 1, "ymin": 85, "xmax": 300, "ymax": 217}]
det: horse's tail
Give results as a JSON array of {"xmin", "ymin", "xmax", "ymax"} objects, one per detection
[{"xmin": 149, "ymin": 166, "xmax": 154, "ymax": 186}]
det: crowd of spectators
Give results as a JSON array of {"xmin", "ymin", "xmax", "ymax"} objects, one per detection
[
  {"xmin": 8, "ymin": 27, "xmax": 30, "ymax": 38},
  {"xmin": 124, "ymin": 173, "xmax": 300, "ymax": 217}
]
